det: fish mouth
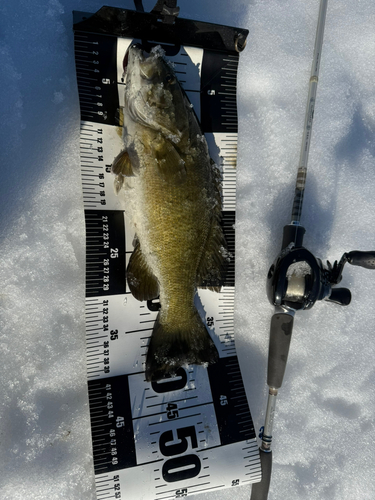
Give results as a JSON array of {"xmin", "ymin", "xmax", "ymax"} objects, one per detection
[
  {"xmin": 123, "ymin": 43, "xmax": 167, "ymax": 79},
  {"xmin": 123, "ymin": 43, "xmax": 183, "ymax": 143},
  {"xmin": 123, "ymin": 43, "xmax": 145, "ymax": 75}
]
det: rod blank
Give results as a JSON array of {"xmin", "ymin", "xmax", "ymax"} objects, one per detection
[{"xmin": 291, "ymin": 0, "xmax": 328, "ymax": 225}]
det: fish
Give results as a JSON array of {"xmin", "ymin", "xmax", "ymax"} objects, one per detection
[{"xmin": 112, "ymin": 44, "xmax": 227, "ymax": 382}]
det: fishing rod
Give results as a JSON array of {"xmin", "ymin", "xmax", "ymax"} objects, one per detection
[{"xmin": 251, "ymin": 1, "xmax": 375, "ymax": 499}]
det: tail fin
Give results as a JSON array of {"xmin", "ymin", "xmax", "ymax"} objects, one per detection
[{"xmin": 145, "ymin": 310, "xmax": 219, "ymax": 382}]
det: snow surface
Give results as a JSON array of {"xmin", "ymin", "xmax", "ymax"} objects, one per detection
[{"xmin": 1, "ymin": 0, "xmax": 375, "ymax": 499}]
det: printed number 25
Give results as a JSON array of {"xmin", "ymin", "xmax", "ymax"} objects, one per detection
[{"xmin": 110, "ymin": 248, "xmax": 118, "ymax": 258}]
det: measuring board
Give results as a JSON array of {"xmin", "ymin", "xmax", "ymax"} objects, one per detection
[{"xmin": 73, "ymin": 6, "xmax": 261, "ymax": 499}]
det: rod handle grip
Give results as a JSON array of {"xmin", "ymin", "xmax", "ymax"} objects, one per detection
[
  {"xmin": 267, "ymin": 313, "xmax": 294, "ymax": 389},
  {"xmin": 250, "ymin": 450, "xmax": 272, "ymax": 500}
]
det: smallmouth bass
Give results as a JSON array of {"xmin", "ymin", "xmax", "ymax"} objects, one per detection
[{"xmin": 112, "ymin": 44, "xmax": 227, "ymax": 381}]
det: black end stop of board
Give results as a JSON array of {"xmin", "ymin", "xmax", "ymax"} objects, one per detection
[
  {"xmin": 73, "ymin": 6, "xmax": 248, "ymax": 54},
  {"xmin": 250, "ymin": 449, "xmax": 272, "ymax": 500}
]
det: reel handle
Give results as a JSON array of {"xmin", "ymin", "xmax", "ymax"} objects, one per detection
[
  {"xmin": 347, "ymin": 251, "xmax": 375, "ymax": 269},
  {"xmin": 326, "ymin": 287, "xmax": 351, "ymax": 306}
]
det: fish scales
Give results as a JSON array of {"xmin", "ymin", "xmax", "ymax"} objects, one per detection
[
  {"xmin": 112, "ymin": 44, "xmax": 226, "ymax": 381},
  {"xmin": 143, "ymin": 141, "xmax": 213, "ymax": 303}
]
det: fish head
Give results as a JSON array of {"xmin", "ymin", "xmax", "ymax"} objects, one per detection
[{"xmin": 124, "ymin": 44, "xmax": 190, "ymax": 144}]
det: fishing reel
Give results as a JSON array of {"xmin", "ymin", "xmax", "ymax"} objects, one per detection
[{"xmin": 267, "ymin": 224, "xmax": 375, "ymax": 312}]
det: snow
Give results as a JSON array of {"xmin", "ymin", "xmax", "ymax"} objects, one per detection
[{"xmin": 0, "ymin": 0, "xmax": 374, "ymax": 499}]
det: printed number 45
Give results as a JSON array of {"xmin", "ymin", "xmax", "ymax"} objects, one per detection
[
  {"xmin": 176, "ymin": 489, "xmax": 187, "ymax": 498},
  {"xmin": 166, "ymin": 402, "xmax": 179, "ymax": 419}
]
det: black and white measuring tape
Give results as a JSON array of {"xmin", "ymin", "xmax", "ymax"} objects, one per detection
[{"xmin": 74, "ymin": 6, "xmax": 260, "ymax": 499}]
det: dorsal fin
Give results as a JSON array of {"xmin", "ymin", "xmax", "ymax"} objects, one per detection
[{"xmin": 196, "ymin": 161, "xmax": 228, "ymax": 291}]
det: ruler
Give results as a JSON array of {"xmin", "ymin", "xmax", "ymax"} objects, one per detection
[{"xmin": 74, "ymin": 7, "xmax": 260, "ymax": 499}]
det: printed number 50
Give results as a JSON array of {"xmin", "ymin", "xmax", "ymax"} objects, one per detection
[
  {"xmin": 160, "ymin": 426, "xmax": 201, "ymax": 483},
  {"xmin": 159, "ymin": 426, "xmax": 198, "ymax": 456}
]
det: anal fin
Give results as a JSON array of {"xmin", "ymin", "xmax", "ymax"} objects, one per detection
[{"xmin": 127, "ymin": 241, "xmax": 160, "ymax": 301}]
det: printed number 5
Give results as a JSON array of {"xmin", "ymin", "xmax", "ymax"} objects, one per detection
[{"xmin": 159, "ymin": 426, "xmax": 198, "ymax": 457}]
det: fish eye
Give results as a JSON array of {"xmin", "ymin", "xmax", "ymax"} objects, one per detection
[{"xmin": 165, "ymin": 74, "xmax": 175, "ymax": 85}]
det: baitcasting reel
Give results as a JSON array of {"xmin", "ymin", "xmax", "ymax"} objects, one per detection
[
  {"xmin": 267, "ymin": 224, "xmax": 375, "ymax": 312},
  {"xmin": 252, "ymin": 223, "xmax": 375, "ymax": 500},
  {"xmin": 251, "ymin": 2, "xmax": 375, "ymax": 499}
]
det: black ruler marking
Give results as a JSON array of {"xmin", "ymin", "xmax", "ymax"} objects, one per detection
[
  {"xmin": 75, "ymin": 32, "xmax": 119, "ymax": 125},
  {"xmin": 207, "ymin": 357, "xmax": 256, "ymax": 445},
  {"xmin": 222, "ymin": 211, "xmax": 235, "ymax": 287},
  {"xmin": 85, "ymin": 210, "xmax": 126, "ymax": 297},
  {"xmin": 201, "ymin": 51, "xmax": 239, "ymax": 133},
  {"xmin": 88, "ymin": 376, "xmax": 136, "ymax": 474}
]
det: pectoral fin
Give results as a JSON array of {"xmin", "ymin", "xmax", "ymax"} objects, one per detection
[
  {"xmin": 127, "ymin": 241, "xmax": 160, "ymax": 301},
  {"xmin": 112, "ymin": 150, "xmax": 136, "ymax": 193}
]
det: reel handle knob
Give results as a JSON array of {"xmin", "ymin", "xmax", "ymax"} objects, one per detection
[
  {"xmin": 326, "ymin": 287, "xmax": 351, "ymax": 306},
  {"xmin": 347, "ymin": 251, "xmax": 375, "ymax": 269}
]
